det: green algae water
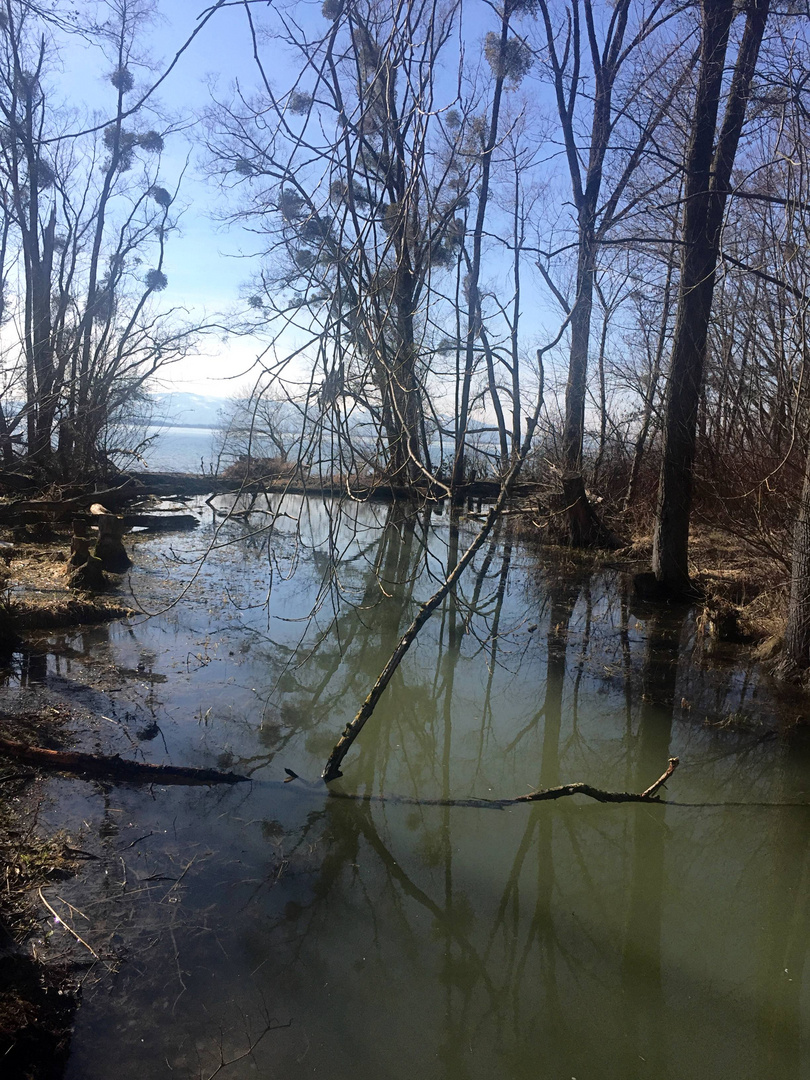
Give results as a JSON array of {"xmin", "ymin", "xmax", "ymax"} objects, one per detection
[{"xmin": 5, "ymin": 496, "xmax": 808, "ymax": 1080}]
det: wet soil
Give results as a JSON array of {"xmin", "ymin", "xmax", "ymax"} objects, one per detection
[
  {"xmin": 0, "ymin": 706, "xmax": 83, "ymax": 1080},
  {"xmin": 0, "ymin": 509, "xmax": 139, "ymax": 1078}
]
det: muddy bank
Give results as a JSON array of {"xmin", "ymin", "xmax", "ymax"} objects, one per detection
[
  {"xmin": 0, "ymin": 543, "xmax": 134, "ymax": 646},
  {"xmin": 0, "ymin": 708, "xmax": 83, "ymax": 1080}
]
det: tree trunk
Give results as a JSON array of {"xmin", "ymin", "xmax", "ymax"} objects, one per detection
[
  {"xmin": 562, "ymin": 236, "xmax": 596, "ymax": 474},
  {"xmin": 782, "ymin": 442, "xmax": 810, "ymax": 672},
  {"xmin": 652, "ymin": 0, "xmax": 770, "ymax": 593},
  {"xmin": 451, "ymin": 9, "xmax": 510, "ymax": 496},
  {"xmin": 562, "ymin": 473, "xmax": 620, "ymax": 549},
  {"xmin": 624, "ymin": 230, "xmax": 678, "ymax": 511}
]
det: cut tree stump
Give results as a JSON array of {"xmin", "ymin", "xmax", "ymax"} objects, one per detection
[
  {"xmin": 561, "ymin": 473, "xmax": 621, "ymax": 548},
  {"xmin": 91, "ymin": 505, "xmax": 132, "ymax": 572},
  {"xmin": 66, "ymin": 552, "xmax": 106, "ymax": 591},
  {"xmin": 68, "ymin": 534, "xmax": 93, "ymax": 568},
  {"xmin": 66, "ymin": 517, "xmax": 106, "ymax": 590}
]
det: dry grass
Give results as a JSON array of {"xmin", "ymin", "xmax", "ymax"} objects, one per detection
[{"xmin": 0, "ymin": 543, "xmax": 133, "ymax": 636}]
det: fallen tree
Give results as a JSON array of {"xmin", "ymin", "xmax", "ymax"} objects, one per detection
[{"xmin": 0, "ymin": 738, "xmax": 248, "ymax": 786}]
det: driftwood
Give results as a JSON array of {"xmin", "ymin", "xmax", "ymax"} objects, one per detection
[
  {"xmin": 122, "ymin": 513, "xmax": 199, "ymax": 532},
  {"xmin": 320, "ymin": 757, "xmax": 681, "ymax": 809},
  {"xmin": 0, "ymin": 497, "xmax": 196, "ymax": 536},
  {"xmin": 121, "ymin": 470, "xmax": 542, "ymax": 503},
  {"xmin": 0, "ymin": 480, "xmax": 140, "ymax": 524},
  {"xmin": 511, "ymin": 756, "xmax": 679, "ymax": 804},
  {"xmin": 321, "ymin": 468, "xmax": 518, "ymax": 781},
  {"xmin": 0, "ymin": 737, "xmax": 248, "ymax": 785}
]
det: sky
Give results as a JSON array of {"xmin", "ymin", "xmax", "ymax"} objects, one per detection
[
  {"xmin": 46, "ymin": 0, "xmax": 560, "ymax": 405},
  {"xmin": 129, "ymin": 0, "xmax": 271, "ymax": 397},
  {"xmin": 55, "ymin": 0, "xmax": 292, "ymax": 398}
]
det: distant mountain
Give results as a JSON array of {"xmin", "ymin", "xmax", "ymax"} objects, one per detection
[{"xmin": 149, "ymin": 392, "xmax": 229, "ymax": 429}]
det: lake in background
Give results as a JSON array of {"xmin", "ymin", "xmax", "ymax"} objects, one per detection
[{"xmin": 139, "ymin": 425, "xmax": 219, "ymax": 473}]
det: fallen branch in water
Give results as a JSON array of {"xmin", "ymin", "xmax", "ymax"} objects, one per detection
[
  {"xmin": 307, "ymin": 757, "xmax": 681, "ymax": 809},
  {"xmin": 38, "ymin": 886, "xmax": 107, "ymax": 967},
  {"xmin": 0, "ymin": 737, "xmax": 248, "ymax": 785},
  {"xmin": 511, "ymin": 756, "xmax": 679, "ymax": 804},
  {"xmin": 322, "ymin": 355, "xmax": 551, "ymax": 783}
]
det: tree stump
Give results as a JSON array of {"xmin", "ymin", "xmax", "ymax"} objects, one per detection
[
  {"xmin": 562, "ymin": 473, "xmax": 621, "ymax": 549},
  {"xmin": 68, "ymin": 535, "xmax": 94, "ymax": 568},
  {"xmin": 91, "ymin": 506, "xmax": 132, "ymax": 573},
  {"xmin": 68, "ymin": 519, "xmax": 92, "ymax": 568},
  {"xmin": 67, "ymin": 553, "xmax": 106, "ymax": 591}
]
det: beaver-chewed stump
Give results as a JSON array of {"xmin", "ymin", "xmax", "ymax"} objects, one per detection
[
  {"xmin": 66, "ymin": 552, "xmax": 106, "ymax": 591},
  {"xmin": 68, "ymin": 523, "xmax": 93, "ymax": 568},
  {"xmin": 66, "ymin": 516, "xmax": 107, "ymax": 591},
  {"xmin": 91, "ymin": 504, "xmax": 132, "ymax": 573}
]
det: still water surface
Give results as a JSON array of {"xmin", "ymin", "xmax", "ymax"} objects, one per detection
[
  {"xmin": 139, "ymin": 425, "xmax": 218, "ymax": 473},
  {"xmin": 5, "ymin": 496, "xmax": 809, "ymax": 1080}
]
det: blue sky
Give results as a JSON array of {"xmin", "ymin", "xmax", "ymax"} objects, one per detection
[
  {"xmin": 49, "ymin": 0, "xmax": 560, "ymax": 403},
  {"xmin": 53, "ymin": 0, "xmax": 278, "ymax": 397}
]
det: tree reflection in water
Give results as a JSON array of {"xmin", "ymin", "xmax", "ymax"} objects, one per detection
[{"xmin": 41, "ymin": 497, "xmax": 810, "ymax": 1080}]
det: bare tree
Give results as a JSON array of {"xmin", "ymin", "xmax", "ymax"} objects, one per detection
[
  {"xmin": 532, "ymin": 0, "xmax": 692, "ymax": 542},
  {"xmin": 0, "ymin": 0, "xmax": 203, "ymax": 478},
  {"xmin": 652, "ymin": 0, "xmax": 770, "ymax": 592},
  {"xmin": 204, "ymin": 0, "xmax": 478, "ymax": 488}
]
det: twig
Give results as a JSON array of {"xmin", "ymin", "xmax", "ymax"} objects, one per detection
[
  {"xmin": 63, "ymin": 846, "xmax": 102, "ymax": 861},
  {"xmin": 126, "ymin": 831, "xmax": 154, "ymax": 849},
  {"xmin": 162, "ymin": 856, "xmax": 196, "ymax": 903},
  {"xmin": 203, "ymin": 1018, "xmax": 292, "ymax": 1080},
  {"xmin": 38, "ymin": 886, "xmax": 108, "ymax": 967},
  {"xmin": 0, "ymin": 771, "xmax": 31, "ymax": 784}
]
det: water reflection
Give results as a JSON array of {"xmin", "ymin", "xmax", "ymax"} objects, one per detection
[
  {"xmin": 757, "ymin": 759, "xmax": 810, "ymax": 1080},
  {"xmin": 5, "ymin": 495, "xmax": 804, "ymax": 1080},
  {"xmin": 621, "ymin": 608, "xmax": 679, "ymax": 1080}
]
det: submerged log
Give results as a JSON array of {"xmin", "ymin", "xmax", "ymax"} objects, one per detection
[
  {"xmin": 512, "ymin": 756, "xmax": 679, "ymax": 804},
  {"xmin": 0, "ymin": 737, "xmax": 249, "ymax": 785},
  {"xmin": 122, "ymin": 513, "xmax": 199, "ymax": 532}
]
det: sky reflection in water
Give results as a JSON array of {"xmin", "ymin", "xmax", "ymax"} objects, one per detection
[{"xmin": 5, "ymin": 495, "xmax": 807, "ymax": 1080}]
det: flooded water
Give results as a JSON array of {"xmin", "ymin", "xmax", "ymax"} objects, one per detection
[{"xmin": 4, "ymin": 496, "xmax": 809, "ymax": 1080}]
